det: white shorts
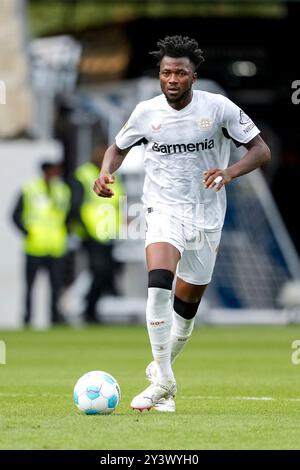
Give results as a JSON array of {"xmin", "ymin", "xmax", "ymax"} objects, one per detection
[{"xmin": 145, "ymin": 206, "xmax": 221, "ymax": 285}]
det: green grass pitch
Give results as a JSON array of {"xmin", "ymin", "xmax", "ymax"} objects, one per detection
[{"xmin": 1, "ymin": 324, "xmax": 300, "ymax": 450}]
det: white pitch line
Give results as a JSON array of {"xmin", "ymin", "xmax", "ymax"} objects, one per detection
[
  {"xmin": 182, "ymin": 396, "xmax": 300, "ymax": 402},
  {"xmin": 0, "ymin": 393, "xmax": 68, "ymax": 398},
  {"xmin": 0, "ymin": 393, "xmax": 300, "ymax": 402},
  {"xmin": 182, "ymin": 396, "xmax": 273, "ymax": 401}
]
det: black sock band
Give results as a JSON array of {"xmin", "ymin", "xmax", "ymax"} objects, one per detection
[
  {"xmin": 174, "ymin": 295, "xmax": 200, "ymax": 320},
  {"xmin": 148, "ymin": 269, "xmax": 174, "ymax": 290}
]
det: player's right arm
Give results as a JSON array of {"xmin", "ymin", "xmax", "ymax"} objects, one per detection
[
  {"xmin": 94, "ymin": 102, "xmax": 145, "ymax": 198},
  {"xmin": 93, "ymin": 144, "xmax": 129, "ymax": 198},
  {"xmin": 93, "ymin": 144, "xmax": 130, "ymax": 197}
]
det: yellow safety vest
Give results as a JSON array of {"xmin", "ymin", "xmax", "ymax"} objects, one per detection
[
  {"xmin": 75, "ymin": 162, "xmax": 124, "ymax": 243},
  {"xmin": 22, "ymin": 177, "xmax": 70, "ymax": 257}
]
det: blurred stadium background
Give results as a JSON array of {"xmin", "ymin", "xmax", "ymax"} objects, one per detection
[{"xmin": 1, "ymin": 0, "xmax": 300, "ymax": 329}]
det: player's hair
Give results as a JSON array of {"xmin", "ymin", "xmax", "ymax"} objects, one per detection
[{"xmin": 149, "ymin": 35, "xmax": 204, "ymax": 70}]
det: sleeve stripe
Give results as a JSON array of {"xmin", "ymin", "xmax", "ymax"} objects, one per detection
[
  {"xmin": 222, "ymin": 127, "xmax": 260, "ymax": 148},
  {"xmin": 115, "ymin": 137, "xmax": 148, "ymax": 151}
]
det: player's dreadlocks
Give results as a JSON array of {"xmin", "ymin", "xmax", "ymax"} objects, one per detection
[{"xmin": 149, "ymin": 35, "xmax": 204, "ymax": 70}]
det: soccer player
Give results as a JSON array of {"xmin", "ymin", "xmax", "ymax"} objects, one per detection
[{"xmin": 93, "ymin": 36, "xmax": 271, "ymax": 412}]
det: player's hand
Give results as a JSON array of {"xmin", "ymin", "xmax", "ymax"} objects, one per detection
[
  {"xmin": 93, "ymin": 174, "xmax": 115, "ymax": 197},
  {"xmin": 202, "ymin": 168, "xmax": 232, "ymax": 192}
]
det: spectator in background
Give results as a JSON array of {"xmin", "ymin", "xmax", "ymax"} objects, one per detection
[
  {"xmin": 12, "ymin": 161, "xmax": 71, "ymax": 326},
  {"xmin": 69, "ymin": 148, "xmax": 125, "ymax": 324}
]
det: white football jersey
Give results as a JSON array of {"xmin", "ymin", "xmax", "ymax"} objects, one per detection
[{"xmin": 115, "ymin": 90, "xmax": 260, "ymax": 231}]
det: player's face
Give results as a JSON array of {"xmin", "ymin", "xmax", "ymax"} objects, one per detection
[{"xmin": 159, "ymin": 56, "xmax": 197, "ymax": 107}]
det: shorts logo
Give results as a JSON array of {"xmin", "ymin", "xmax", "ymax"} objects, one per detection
[
  {"xmin": 150, "ymin": 121, "xmax": 162, "ymax": 132},
  {"xmin": 197, "ymin": 118, "xmax": 213, "ymax": 129}
]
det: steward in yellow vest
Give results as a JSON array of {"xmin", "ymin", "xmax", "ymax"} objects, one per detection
[
  {"xmin": 72, "ymin": 161, "xmax": 124, "ymax": 242},
  {"xmin": 69, "ymin": 160, "xmax": 125, "ymax": 323},
  {"xmin": 12, "ymin": 161, "xmax": 71, "ymax": 325}
]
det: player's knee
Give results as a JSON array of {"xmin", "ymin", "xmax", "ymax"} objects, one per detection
[
  {"xmin": 148, "ymin": 269, "xmax": 174, "ymax": 290},
  {"xmin": 174, "ymin": 295, "xmax": 200, "ymax": 320}
]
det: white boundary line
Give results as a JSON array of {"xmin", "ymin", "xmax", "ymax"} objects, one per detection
[
  {"xmin": 182, "ymin": 395, "xmax": 300, "ymax": 402},
  {"xmin": 1, "ymin": 393, "xmax": 300, "ymax": 402}
]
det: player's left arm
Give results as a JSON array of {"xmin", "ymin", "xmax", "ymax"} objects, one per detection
[{"xmin": 203, "ymin": 134, "xmax": 271, "ymax": 192}]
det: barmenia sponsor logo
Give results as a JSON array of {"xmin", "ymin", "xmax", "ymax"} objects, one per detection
[{"xmin": 152, "ymin": 139, "xmax": 215, "ymax": 154}]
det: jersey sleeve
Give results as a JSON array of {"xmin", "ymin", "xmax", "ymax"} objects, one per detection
[
  {"xmin": 222, "ymin": 96, "xmax": 260, "ymax": 145},
  {"xmin": 115, "ymin": 103, "xmax": 146, "ymax": 150}
]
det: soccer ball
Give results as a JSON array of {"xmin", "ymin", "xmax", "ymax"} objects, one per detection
[{"xmin": 73, "ymin": 370, "xmax": 121, "ymax": 415}]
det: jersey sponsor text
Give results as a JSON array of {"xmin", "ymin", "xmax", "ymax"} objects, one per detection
[{"xmin": 152, "ymin": 139, "xmax": 215, "ymax": 154}]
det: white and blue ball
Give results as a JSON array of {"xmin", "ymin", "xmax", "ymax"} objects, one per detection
[{"xmin": 73, "ymin": 370, "xmax": 121, "ymax": 415}]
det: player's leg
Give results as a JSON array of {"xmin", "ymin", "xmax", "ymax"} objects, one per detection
[
  {"xmin": 130, "ymin": 242, "xmax": 180, "ymax": 411},
  {"xmin": 146, "ymin": 242, "xmax": 180, "ymax": 380},
  {"xmin": 145, "ymin": 279, "xmax": 207, "ymax": 412},
  {"xmin": 146, "ymin": 280, "xmax": 207, "ymax": 380},
  {"xmin": 170, "ymin": 230, "xmax": 221, "ymax": 362},
  {"xmin": 146, "ymin": 230, "xmax": 221, "ymax": 411},
  {"xmin": 170, "ymin": 278, "xmax": 207, "ymax": 362}
]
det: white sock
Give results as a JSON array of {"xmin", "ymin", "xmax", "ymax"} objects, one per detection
[
  {"xmin": 146, "ymin": 287, "xmax": 173, "ymax": 380},
  {"xmin": 170, "ymin": 310, "xmax": 195, "ymax": 363}
]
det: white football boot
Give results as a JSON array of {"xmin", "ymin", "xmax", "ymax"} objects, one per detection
[
  {"xmin": 145, "ymin": 361, "xmax": 176, "ymax": 412},
  {"xmin": 130, "ymin": 375, "xmax": 176, "ymax": 412}
]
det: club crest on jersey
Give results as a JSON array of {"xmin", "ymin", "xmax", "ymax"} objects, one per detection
[
  {"xmin": 150, "ymin": 121, "xmax": 162, "ymax": 132},
  {"xmin": 196, "ymin": 118, "xmax": 213, "ymax": 129}
]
